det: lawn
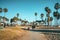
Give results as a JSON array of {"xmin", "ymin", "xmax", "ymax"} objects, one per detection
[{"xmin": 0, "ymin": 26, "xmax": 27, "ymax": 40}]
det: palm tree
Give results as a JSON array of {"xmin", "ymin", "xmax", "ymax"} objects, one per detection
[
  {"xmin": 0, "ymin": 16, "xmax": 3, "ymax": 22},
  {"xmin": 23, "ymin": 19, "xmax": 28, "ymax": 26},
  {"xmin": 40, "ymin": 13, "xmax": 45, "ymax": 25},
  {"xmin": 13, "ymin": 16, "xmax": 19, "ymax": 22},
  {"xmin": 16, "ymin": 13, "xmax": 19, "ymax": 25},
  {"xmin": 0, "ymin": 8, "xmax": 2, "ymax": 22},
  {"xmin": 47, "ymin": 17, "xmax": 50, "ymax": 26},
  {"xmin": 3, "ymin": 8, "xmax": 8, "ymax": 27},
  {"xmin": 54, "ymin": 2, "xmax": 60, "ymax": 26},
  {"xmin": 50, "ymin": 17, "xmax": 53, "ymax": 26},
  {"xmin": 17, "ymin": 13, "xmax": 19, "ymax": 18},
  {"xmin": 3, "ymin": 17, "xmax": 9, "ymax": 21},
  {"xmin": 19, "ymin": 18, "xmax": 22, "ymax": 25},
  {"xmin": 0, "ymin": 16, "xmax": 2, "ymax": 19},
  {"xmin": 35, "ymin": 12, "xmax": 37, "ymax": 21},
  {"xmin": 0, "ymin": 8, "xmax": 2, "ymax": 13},
  {"xmin": 41, "ymin": 13, "xmax": 44, "ymax": 21},
  {"xmin": 53, "ymin": 11, "xmax": 59, "ymax": 26},
  {"xmin": 47, "ymin": 17, "xmax": 53, "ymax": 26},
  {"xmin": 45, "ymin": 7, "xmax": 51, "ymax": 26},
  {"xmin": 57, "ymin": 14, "xmax": 60, "ymax": 20},
  {"xmin": 3, "ymin": 8, "xmax": 8, "ymax": 21},
  {"xmin": 45, "ymin": 18, "xmax": 46, "ymax": 25},
  {"xmin": 53, "ymin": 11, "xmax": 58, "ymax": 17},
  {"xmin": 10, "ymin": 18, "xmax": 13, "ymax": 26},
  {"xmin": 50, "ymin": 17, "xmax": 53, "ymax": 21},
  {"xmin": 54, "ymin": 2, "xmax": 59, "ymax": 11},
  {"xmin": 3, "ymin": 8, "xmax": 8, "ymax": 17},
  {"xmin": 12, "ymin": 16, "xmax": 20, "ymax": 26}
]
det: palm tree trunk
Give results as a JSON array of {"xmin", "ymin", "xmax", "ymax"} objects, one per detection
[
  {"xmin": 35, "ymin": 16, "xmax": 37, "ymax": 21},
  {"xmin": 3, "ymin": 13, "xmax": 6, "ymax": 27},
  {"xmin": 48, "ymin": 21, "xmax": 49, "ymax": 26},
  {"xmin": 48, "ymin": 14, "xmax": 50, "ymax": 26}
]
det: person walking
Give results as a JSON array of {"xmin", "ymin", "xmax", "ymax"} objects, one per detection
[{"xmin": 32, "ymin": 24, "xmax": 35, "ymax": 29}]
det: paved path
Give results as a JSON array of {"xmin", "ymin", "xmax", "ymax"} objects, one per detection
[{"xmin": 21, "ymin": 31, "xmax": 48, "ymax": 40}]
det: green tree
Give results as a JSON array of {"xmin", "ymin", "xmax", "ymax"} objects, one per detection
[
  {"xmin": 17, "ymin": 13, "xmax": 19, "ymax": 18},
  {"xmin": 0, "ymin": 16, "xmax": 2, "ymax": 19},
  {"xmin": 45, "ymin": 7, "xmax": 51, "ymax": 26},
  {"xmin": 20, "ymin": 19, "xmax": 28, "ymax": 26},
  {"xmin": 47, "ymin": 17, "xmax": 53, "ymax": 26},
  {"xmin": 41, "ymin": 13, "xmax": 44, "ymax": 21},
  {"xmin": 54, "ymin": 2, "xmax": 60, "ymax": 11},
  {"xmin": 0, "ymin": 16, "xmax": 3, "ymax": 22},
  {"xmin": 3, "ymin": 8, "xmax": 8, "ymax": 17},
  {"xmin": 35, "ymin": 12, "xmax": 37, "ymax": 21},
  {"xmin": 54, "ymin": 2, "xmax": 60, "ymax": 26},
  {"xmin": 0, "ymin": 8, "xmax": 2, "ymax": 13},
  {"xmin": 3, "ymin": 8, "xmax": 8, "ymax": 27},
  {"xmin": 53, "ymin": 11, "xmax": 59, "ymax": 26},
  {"xmin": 13, "ymin": 17, "xmax": 19, "ymax": 22},
  {"xmin": 10, "ymin": 18, "xmax": 14, "ymax": 26},
  {"xmin": 0, "ymin": 8, "xmax": 2, "ymax": 22},
  {"xmin": 12, "ymin": 16, "xmax": 20, "ymax": 25},
  {"xmin": 3, "ymin": 17, "xmax": 9, "ymax": 21}
]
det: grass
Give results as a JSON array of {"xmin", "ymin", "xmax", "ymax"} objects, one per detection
[{"xmin": 0, "ymin": 26, "xmax": 26, "ymax": 40}]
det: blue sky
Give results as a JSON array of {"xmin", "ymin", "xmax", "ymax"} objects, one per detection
[{"xmin": 0, "ymin": 0, "xmax": 60, "ymax": 24}]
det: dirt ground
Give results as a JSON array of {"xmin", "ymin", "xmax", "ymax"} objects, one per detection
[
  {"xmin": 20, "ymin": 31, "xmax": 48, "ymax": 40},
  {"xmin": 0, "ymin": 26, "xmax": 59, "ymax": 40}
]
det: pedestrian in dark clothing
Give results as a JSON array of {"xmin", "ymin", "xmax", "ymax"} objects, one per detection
[
  {"xmin": 4, "ymin": 23, "xmax": 6, "ymax": 28},
  {"xmin": 32, "ymin": 24, "xmax": 35, "ymax": 29},
  {"xmin": 28, "ymin": 27, "xmax": 30, "ymax": 30}
]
